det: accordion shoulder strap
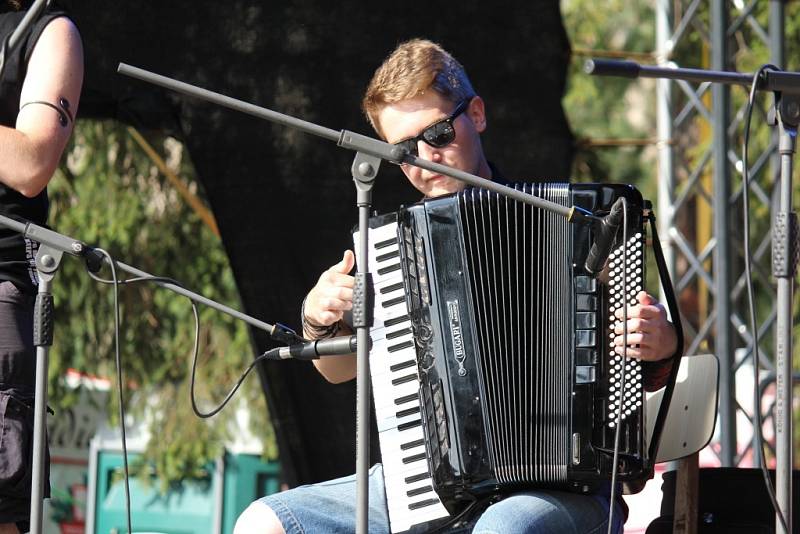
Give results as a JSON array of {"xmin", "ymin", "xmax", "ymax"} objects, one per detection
[{"xmin": 646, "ymin": 210, "xmax": 686, "ymax": 462}]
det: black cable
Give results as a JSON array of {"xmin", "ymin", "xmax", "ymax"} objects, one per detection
[
  {"xmin": 607, "ymin": 196, "xmax": 628, "ymax": 534},
  {"xmin": 189, "ymin": 307, "xmax": 274, "ymax": 419},
  {"xmin": 742, "ymin": 63, "xmax": 789, "ymax": 534},
  {"xmin": 90, "ymin": 247, "xmax": 133, "ymax": 534},
  {"xmin": 88, "ymin": 259, "xmax": 277, "ymax": 419}
]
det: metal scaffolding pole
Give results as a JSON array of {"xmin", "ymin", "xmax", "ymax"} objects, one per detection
[
  {"xmin": 711, "ymin": 0, "xmax": 736, "ymax": 467},
  {"xmin": 655, "ymin": 0, "xmax": 786, "ymax": 469},
  {"xmin": 656, "ymin": 0, "xmax": 675, "ymax": 279}
]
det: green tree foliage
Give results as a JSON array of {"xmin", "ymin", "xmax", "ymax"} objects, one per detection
[
  {"xmin": 48, "ymin": 120, "xmax": 276, "ymax": 490},
  {"xmin": 562, "ymin": 0, "xmax": 658, "ymax": 198}
]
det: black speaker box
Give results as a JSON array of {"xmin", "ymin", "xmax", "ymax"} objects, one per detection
[{"xmin": 645, "ymin": 468, "xmax": 800, "ymax": 534}]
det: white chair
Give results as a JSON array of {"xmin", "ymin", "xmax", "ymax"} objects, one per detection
[
  {"xmin": 645, "ymin": 352, "xmax": 720, "ymax": 534},
  {"xmin": 646, "ymin": 352, "xmax": 719, "ymax": 463}
]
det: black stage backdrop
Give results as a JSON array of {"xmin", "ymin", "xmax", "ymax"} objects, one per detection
[{"xmin": 69, "ymin": 0, "xmax": 573, "ymax": 487}]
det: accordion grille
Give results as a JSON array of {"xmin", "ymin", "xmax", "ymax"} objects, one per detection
[{"xmin": 459, "ymin": 184, "xmax": 572, "ymax": 484}]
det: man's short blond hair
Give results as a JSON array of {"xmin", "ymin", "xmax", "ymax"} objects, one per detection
[{"xmin": 362, "ymin": 39, "xmax": 476, "ymax": 136}]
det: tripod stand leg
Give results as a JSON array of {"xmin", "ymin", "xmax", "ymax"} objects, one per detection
[
  {"xmin": 29, "ymin": 344, "xmax": 50, "ymax": 534},
  {"xmin": 29, "ymin": 249, "xmax": 58, "ymax": 534}
]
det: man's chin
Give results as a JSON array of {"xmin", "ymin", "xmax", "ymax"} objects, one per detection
[{"xmin": 427, "ymin": 180, "xmax": 465, "ymax": 198}]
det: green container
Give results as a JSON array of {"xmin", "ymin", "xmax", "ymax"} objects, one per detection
[{"xmin": 92, "ymin": 451, "xmax": 279, "ymax": 534}]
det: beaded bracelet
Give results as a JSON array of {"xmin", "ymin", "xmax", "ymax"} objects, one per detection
[{"xmin": 301, "ymin": 295, "xmax": 341, "ymax": 339}]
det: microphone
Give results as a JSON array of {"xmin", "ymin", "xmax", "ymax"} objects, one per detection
[
  {"xmin": 584, "ymin": 197, "xmax": 626, "ymax": 276},
  {"xmin": 266, "ymin": 335, "xmax": 359, "ymax": 361}
]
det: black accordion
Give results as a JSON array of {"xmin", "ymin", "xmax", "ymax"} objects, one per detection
[{"xmin": 356, "ymin": 183, "xmax": 653, "ymax": 533}]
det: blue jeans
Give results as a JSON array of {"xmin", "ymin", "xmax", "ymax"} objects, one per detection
[{"xmin": 251, "ymin": 464, "xmax": 624, "ymax": 533}]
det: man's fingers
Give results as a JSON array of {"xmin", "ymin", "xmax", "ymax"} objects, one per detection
[
  {"xmin": 322, "ymin": 286, "xmax": 353, "ymax": 303},
  {"xmin": 615, "ymin": 304, "xmax": 662, "ymax": 321},
  {"xmin": 318, "ymin": 296, "xmax": 353, "ymax": 311},
  {"xmin": 614, "ymin": 318, "xmax": 647, "ymax": 335},
  {"xmin": 614, "ymin": 346, "xmax": 643, "ymax": 358},
  {"xmin": 332, "ymin": 250, "xmax": 356, "ymax": 274},
  {"xmin": 614, "ymin": 332, "xmax": 645, "ymax": 346},
  {"xmin": 317, "ymin": 309, "xmax": 344, "ymax": 325},
  {"xmin": 326, "ymin": 271, "xmax": 355, "ymax": 287},
  {"xmin": 637, "ymin": 291, "xmax": 657, "ymax": 306}
]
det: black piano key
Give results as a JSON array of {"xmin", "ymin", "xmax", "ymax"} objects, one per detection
[
  {"xmin": 408, "ymin": 498, "xmax": 440, "ymax": 511},
  {"xmin": 390, "ymin": 360, "xmax": 417, "ymax": 372},
  {"xmin": 406, "ymin": 485, "xmax": 433, "ymax": 498},
  {"xmin": 377, "ymin": 263, "xmax": 402, "ymax": 276},
  {"xmin": 402, "ymin": 452, "xmax": 427, "ymax": 464},
  {"xmin": 380, "ymin": 282, "xmax": 405, "ymax": 294},
  {"xmin": 384, "ymin": 315, "xmax": 410, "ymax": 327},
  {"xmin": 388, "ymin": 340, "xmax": 414, "ymax": 353},
  {"xmin": 396, "ymin": 406, "xmax": 421, "ymax": 418},
  {"xmin": 382, "ymin": 295, "xmax": 406, "ymax": 308},
  {"xmin": 401, "ymin": 438, "xmax": 425, "ymax": 451},
  {"xmin": 392, "ymin": 373, "xmax": 418, "ymax": 386},
  {"xmin": 377, "ymin": 250, "xmax": 400, "ymax": 262},
  {"xmin": 386, "ymin": 327, "xmax": 412, "ymax": 340},
  {"xmin": 374, "ymin": 237, "xmax": 397, "ymax": 249},
  {"xmin": 397, "ymin": 419, "xmax": 422, "ymax": 431},
  {"xmin": 395, "ymin": 393, "xmax": 419, "ymax": 405},
  {"xmin": 404, "ymin": 472, "xmax": 430, "ymax": 484}
]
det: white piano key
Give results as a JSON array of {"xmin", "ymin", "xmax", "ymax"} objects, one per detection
[
  {"xmin": 382, "ymin": 460, "xmax": 430, "ymax": 485},
  {"xmin": 376, "ymin": 410, "xmax": 422, "ymax": 433},
  {"xmin": 388, "ymin": 499, "xmax": 449, "ymax": 533},
  {"xmin": 374, "ymin": 397, "xmax": 420, "ymax": 422},
  {"xmin": 370, "ymin": 363, "xmax": 417, "ymax": 392},
  {"xmin": 385, "ymin": 478, "xmax": 437, "ymax": 506},
  {"xmin": 371, "ymin": 330, "xmax": 414, "ymax": 351},
  {"xmin": 372, "ymin": 380, "xmax": 419, "ymax": 412},
  {"xmin": 382, "ymin": 443, "xmax": 427, "ymax": 473},
  {"xmin": 379, "ymin": 424, "xmax": 425, "ymax": 449}
]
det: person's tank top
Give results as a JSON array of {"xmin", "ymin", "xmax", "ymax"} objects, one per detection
[{"xmin": 0, "ymin": 7, "xmax": 69, "ymax": 293}]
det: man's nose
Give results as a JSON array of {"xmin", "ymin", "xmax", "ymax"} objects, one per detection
[{"xmin": 417, "ymin": 141, "xmax": 442, "ymax": 162}]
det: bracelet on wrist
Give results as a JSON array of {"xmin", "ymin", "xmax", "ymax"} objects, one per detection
[{"xmin": 301, "ymin": 296, "xmax": 341, "ymax": 339}]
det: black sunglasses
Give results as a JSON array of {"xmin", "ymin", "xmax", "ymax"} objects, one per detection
[{"xmin": 393, "ymin": 98, "xmax": 471, "ymax": 158}]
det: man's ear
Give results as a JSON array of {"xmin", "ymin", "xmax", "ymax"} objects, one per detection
[{"xmin": 467, "ymin": 96, "xmax": 487, "ymax": 133}]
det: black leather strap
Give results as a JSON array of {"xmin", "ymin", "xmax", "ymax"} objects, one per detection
[{"xmin": 646, "ymin": 209, "xmax": 686, "ymax": 462}]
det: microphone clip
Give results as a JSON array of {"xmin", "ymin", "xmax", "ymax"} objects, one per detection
[
  {"xmin": 584, "ymin": 196, "xmax": 627, "ymax": 277},
  {"xmin": 270, "ymin": 323, "xmax": 305, "ymax": 346}
]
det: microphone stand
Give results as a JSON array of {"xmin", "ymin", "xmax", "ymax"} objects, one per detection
[
  {"xmin": 586, "ymin": 58, "xmax": 800, "ymax": 534},
  {"xmin": 0, "ymin": 0, "xmax": 49, "ymax": 79},
  {"xmin": 116, "ymin": 62, "xmax": 602, "ymax": 534},
  {"xmin": 0, "ymin": 1, "xmax": 73, "ymax": 531},
  {"xmin": 10, "ymin": 216, "xmax": 301, "ymax": 534}
]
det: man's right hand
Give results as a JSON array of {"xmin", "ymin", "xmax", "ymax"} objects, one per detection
[{"xmin": 303, "ymin": 250, "xmax": 356, "ymax": 331}]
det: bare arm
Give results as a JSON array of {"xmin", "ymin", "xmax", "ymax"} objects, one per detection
[{"xmin": 0, "ymin": 16, "xmax": 83, "ymax": 197}]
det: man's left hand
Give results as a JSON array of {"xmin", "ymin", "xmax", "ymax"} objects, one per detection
[{"xmin": 613, "ymin": 291, "xmax": 677, "ymax": 362}]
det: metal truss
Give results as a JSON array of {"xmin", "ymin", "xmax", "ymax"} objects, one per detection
[{"xmin": 655, "ymin": 0, "xmax": 785, "ymax": 467}]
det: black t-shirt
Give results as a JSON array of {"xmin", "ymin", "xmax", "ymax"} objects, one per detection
[{"xmin": 0, "ymin": 8, "xmax": 69, "ymax": 292}]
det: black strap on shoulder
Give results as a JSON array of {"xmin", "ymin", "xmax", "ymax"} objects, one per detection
[{"xmin": 645, "ymin": 208, "xmax": 686, "ymax": 463}]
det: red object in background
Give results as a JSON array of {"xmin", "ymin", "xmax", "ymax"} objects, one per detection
[{"xmin": 58, "ymin": 520, "xmax": 84, "ymax": 534}]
